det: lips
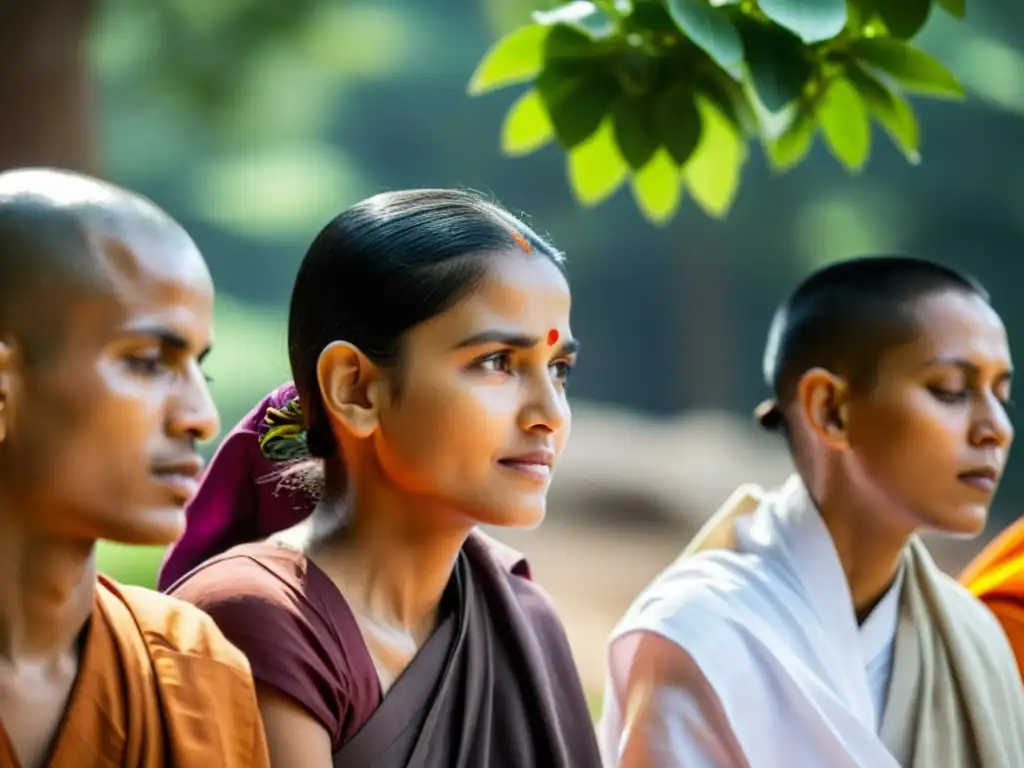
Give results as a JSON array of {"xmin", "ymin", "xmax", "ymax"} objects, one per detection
[
  {"xmin": 498, "ymin": 451, "xmax": 554, "ymax": 481},
  {"xmin": 152, "ymin": 456, "xmax": 205, "ymax": 501},
  {"xmin": 958, "ymin": 466, "xmax": 1000, "ymax": 494}
]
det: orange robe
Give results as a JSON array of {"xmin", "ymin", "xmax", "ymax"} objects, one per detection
[
  {"xmin": 0, "ymin": 575, "xmax": 269, "ymax": 768},
  {"xmin": 960, "ymin": 517, "xmax": 1024, "ymax": 677}
]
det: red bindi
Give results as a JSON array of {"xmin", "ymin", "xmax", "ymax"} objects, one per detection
[
  {"xmin": 546, "ymin": 328, "xmax": 559, "ymax": 346},
  {"xmin": 511, "ymin": 230, "xmax": 532, "ymax": 254}
]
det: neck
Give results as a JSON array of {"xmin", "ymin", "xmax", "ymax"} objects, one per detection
[
  {"xmin": 810, "ymin": 473, "xmax": 910, "ymax": 618},
  {"xmin": 311, "ymin": 471, "xmax": 472, "ymax": 641},
  {"xmin": 0, "ymin": 512, "xmax": 96, "ymax": 663}
]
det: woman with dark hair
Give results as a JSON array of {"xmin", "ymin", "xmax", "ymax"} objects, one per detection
[
  {"xmin": 599, "ymin": 256, "xmax": 1024, "ymax": 767},
  {"xmin": 156, "ymin": 189, "xmax": 602, "ymax": 768}
]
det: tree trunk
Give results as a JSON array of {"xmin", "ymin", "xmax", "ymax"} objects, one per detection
[{"xmin": 0, "ymin": 0, "xmax": 99, "ymax": 173}]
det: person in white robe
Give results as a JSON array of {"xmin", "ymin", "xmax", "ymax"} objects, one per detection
[{"xmin": 599, "ymin": 256, "xmax": 1024, "ymax": 768}]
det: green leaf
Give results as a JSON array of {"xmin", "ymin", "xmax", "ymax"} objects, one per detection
[
  {"xmin": 501, "ymin": 89, "xmax": 555, "ymax": 157},
  {"xmin": 936, "ymin": 0, "xmax": 965, "ymax": 18},
  {"xmin": 626, "ymin": 1, "xmax": 681, "ymax": 35},
  {"xmin": 654, "ymin": 86, "xmax": 702, "ymax": 166},
  {"xmin": 468, "ymin": 25, "xmax": 550, "ymax": 96},
  {"xmin": 740, "ymin": 22, "xmax": 815, "ymax": 113},
  {"xmin": 630, "ymin": 148, "xmax": 683, "ymax": 225},
  {"xmin": 665, "ymin": 0, "xmax": 744, "ymax": 77},
  {"xmin": 766, "ymin": 109, "xmax": 816, "ymax": 170},
  {"xmin": 684, "ymin": 97, "xmax": 746, "ymax": 217},
  {"xmin": 817, "ymin": 78, "xmax": 870, "ymax": 171},
  {"xmin": 537, "ymin": 66, "xmax": 621, "ymax": 148},
  {"xmin": 545, "ymin": 24, "xmax": 606, "ymax": 61},
  {"xmin": 568, "ymin": 117, "xmax": 630, "ymax": 205},
  {"xmin": 612, "ymin": 97, "xmax": 659, "ymax": 169},
  {"xmin": 869, "ymin": 0, "xmax": 932, "ymax": 39},
  {"xmin": 614, "ymin": 46, "xmax": 662, "ymax": 95},
  {"xmin": 700, "ymin": 74, "xmax": 756, "ymax": 133},
  {"xmin": 533, "ymin": 1, "xmax": 617, "ymax": 40},
  {"xmin": 852, "ymin": 39, "xmax": 964, "ymax": 99},
  {"xmin": 756, "ymin": 0, "xmax": 847, "ymax": 43},
  {"xmin": 847, "ymin": 65, "xmax": 919, "ymax": 163}
]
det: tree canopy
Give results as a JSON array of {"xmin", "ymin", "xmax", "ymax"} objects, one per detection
[{"xmin": 468, "ymin": 0, "xmax": 966, "ymax": 224}]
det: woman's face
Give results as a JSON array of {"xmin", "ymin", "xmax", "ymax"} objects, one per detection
[
  {"xmin": 371, "ymin": 250, "xmax": 575, "ymax": 528},
  {"xmin": 845, "ymin": 290, "xmax": 1013, "ymax": 536}
]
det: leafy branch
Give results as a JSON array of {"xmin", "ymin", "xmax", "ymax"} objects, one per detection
[{"xmin": 467, "ymin": 0, "xmax": 966, "ymax": 224}]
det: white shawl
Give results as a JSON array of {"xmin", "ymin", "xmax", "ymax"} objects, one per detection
[{"xmin": 599, "ymin": 476, "xmax": 1024, "ymax": 767}]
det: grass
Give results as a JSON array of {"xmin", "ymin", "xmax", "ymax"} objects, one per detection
[{"xmin": 96, "ymin": 541, "xmax": 166, "ymax": 590}]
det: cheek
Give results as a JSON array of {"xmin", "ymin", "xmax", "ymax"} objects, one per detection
[
  {"xmin": 851, "ymin": 394, "xmax": 963, "ymax": 483},
  {"xmin": 62, "ymin": 407, "xmax": 156, "ymax": 491},
  {"xmin": 377, "ymin": 378, "xmax": 514, "ymax": 486}
]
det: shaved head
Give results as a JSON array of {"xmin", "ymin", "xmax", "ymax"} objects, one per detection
[
  {"xmin": 0, "ymin": 168, "xmax": 218, "ymax": 545},
  {"xmin": 0, "ymin": 168, "xmax": 204, "ymax": 366}
]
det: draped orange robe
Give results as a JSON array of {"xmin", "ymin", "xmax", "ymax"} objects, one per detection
[
  {"xmin": 960, "ymin": 517, "xmax": 1024, "ymax": 677},
  {"xmin": 0, "ymin": 575, "xmax": 269, "ymax": 768}
]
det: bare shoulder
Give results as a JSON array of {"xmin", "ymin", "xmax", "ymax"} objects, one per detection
[{"xmin": 255, "ymin": 681, "xmax": 334, "ymax": 768}]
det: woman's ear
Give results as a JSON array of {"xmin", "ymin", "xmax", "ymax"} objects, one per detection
[
  {"xmin": 796, "ymin": 367, "xmax": 851, "ymax": 450},
  {"xmin": 316, "ymin": 341, "xmax": 387, "ymax": 442}
]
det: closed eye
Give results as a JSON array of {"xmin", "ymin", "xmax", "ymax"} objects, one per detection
[
  {"xmin": 929, "ymin": 386, "xmax": 968, "ymax": 403},
  {"xmin": 125, "ymin": 351, "xmax": 164, "ymax": 376}
]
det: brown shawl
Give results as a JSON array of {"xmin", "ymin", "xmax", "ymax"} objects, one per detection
[
  {"xmin": 0, "ymin": 576, "xmax": 268, "ymax": 768},
  {"xmin": 332, "ymin": 531, "xmax": 602, "ymax": 767}
]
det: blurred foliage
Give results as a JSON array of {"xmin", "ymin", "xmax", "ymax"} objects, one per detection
[
  {"xmin": 95, "ymin": 0, "xmax": 426, "ymax": 247},
  {"xmin": 97, "ymin": 542, "xmax": 165, "ymax": 589},
  {"xmin": 468, "ymin": 0, "xmax": 967, "ymax": 224}
]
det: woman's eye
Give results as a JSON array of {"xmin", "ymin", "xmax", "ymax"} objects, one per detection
[
  {"xmin": 550, "ymin": 360, "xmax": 575, "ymax": 383},
  {"xmin": 477, "ymin": 352, "xmax": 512, "ymax": 373}
]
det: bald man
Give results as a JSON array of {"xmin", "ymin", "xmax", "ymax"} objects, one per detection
[{"xmin": 0, "ymin": 169, "xmax": 268, "ymax": 768}]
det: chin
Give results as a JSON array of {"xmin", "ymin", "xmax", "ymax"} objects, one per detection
[
  {"xmin": 928, "ymin": 504, "xmax": 989, "ymax": 539},
  {"xmin": 473, "ymin": 503, "xmax": 547, "ymax": 530},
  {"xmin": 102, "ymin": 506, "xmax": 188, "ymax": 546}
]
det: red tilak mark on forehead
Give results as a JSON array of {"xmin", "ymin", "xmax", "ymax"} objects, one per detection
[
  {"xmin": 511, "ymin": 230, "xmax": 532, "ymax": 254},
  {"xmin": 546, "ymin": 328, "xmax": 559, "ymax": 346}
]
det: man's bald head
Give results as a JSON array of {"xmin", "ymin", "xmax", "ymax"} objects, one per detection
[
  {"xmin": 0, "ymin": 169, "xmax": 218, "ymax": 546},
  {"xmin": 0, "ymin": 168, "xmax": 206, "ymax": 366}
]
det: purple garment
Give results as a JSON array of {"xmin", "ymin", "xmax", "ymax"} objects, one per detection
[{"xmin": 157, "ymin": 382, "xmax": 311, "ymax": 591}]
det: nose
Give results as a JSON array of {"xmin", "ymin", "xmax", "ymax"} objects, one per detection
[
  {"xmin": 969, "ymin": 394, "xmax": 1014, "ymax": 450},
  {"xmin": 516, "ymin": 371, "xmax": 569, "ymax": 435},
  {"xmin": 167, "ymin": 366, "xmax": 220, "ymax": 443}
]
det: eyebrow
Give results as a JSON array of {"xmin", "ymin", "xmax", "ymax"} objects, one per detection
[
  {"xmin": 125, "ymin": 327, "xmax": 213, "ymax": 363},
  {"xmin": 926, "ymin": 356, "xmax": 1013, "ymax": 380},
  {"xmin": 453, "ymin": 329, "xmax": 580, "ymax": 355}
]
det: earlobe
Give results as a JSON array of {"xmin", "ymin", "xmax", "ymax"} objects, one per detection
[
  {"xmin": 798, "ymin": 367, "xmax": 850, "ymax": 449},
  {"xmin": 316, "ymin": 341, "xmax": 380, "ymax": 441}
]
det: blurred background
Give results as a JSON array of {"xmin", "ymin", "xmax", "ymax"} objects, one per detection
[{"xmin": 8, "ymin": 0, "xmax": 1024, "ymax": 702}]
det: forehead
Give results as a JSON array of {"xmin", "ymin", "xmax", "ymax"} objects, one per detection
[
  {"xmin": 88, "ymin": 216, "xmax": 213, "ymax": 340},
  {"xmin": 882, "ymin": 290, "xmax": 1010, "ymax": 373},
  {"xmin": 426, "ymin": 251, "xmax": 570, "ymax": 336}
]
